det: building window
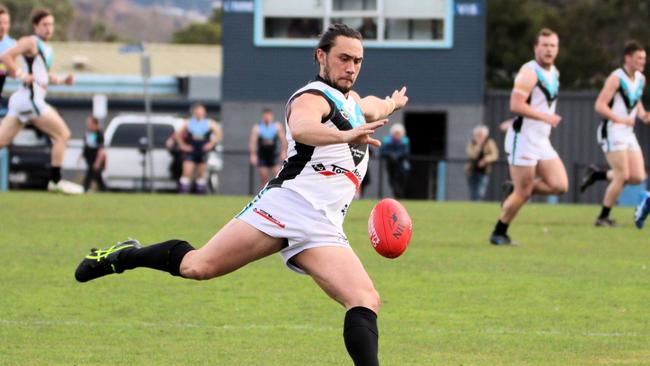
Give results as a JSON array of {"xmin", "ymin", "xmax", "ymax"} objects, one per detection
[
  {"xmin": 265, "ymin": 18, "xmax": 322, "ymax": 39},
  {"xmin": 254, "ymin": 0, "xmax": 454, "ymax": 48}
]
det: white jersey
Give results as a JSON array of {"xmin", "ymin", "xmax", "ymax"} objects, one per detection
[
  {"xmin": 512, "ymin": 60, "xmax": 559, "ymax": 138},
  {"xmin": 18, "ymin": 35, "xmax": 53, "ymax": 100},
  {"xmin": 267, "ymin": 79, "xmax": 369, "ymax": 229},
  {"xmin": 605, "ymin": 68, "xmax": 644, "ymax": 133}
]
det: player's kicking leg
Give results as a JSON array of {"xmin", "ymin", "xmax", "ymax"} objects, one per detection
[
  {"xmin": 32, "ymin": 108, "xmax": 83, "ymax": 195},
  {"xmin": 292, "ymin": 246, "xmax": 381, "ymax": 366},
  {"xmin": 75, "ymin": 219, "xmax": 284, "ymax": 282}
]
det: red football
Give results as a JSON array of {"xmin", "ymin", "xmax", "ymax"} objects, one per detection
[{"xmin": 367, "ymin": 198, "xmax": 412, "ymax": 258}]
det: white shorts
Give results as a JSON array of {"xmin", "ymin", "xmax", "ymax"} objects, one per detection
[
  {"xmin": 236, "ymin": 187, "xmax": 351, "ymax": 274},
  {"xmin": 504, "ymin": 128, "xmax": 558, "ymax": 166},
  {"xmin": 6, "ymin": 88, "xmax": 50, "ymax": 123},
  {"xmin": 597, "ymin": 123, "xmax": 641, "ymax": 153}
]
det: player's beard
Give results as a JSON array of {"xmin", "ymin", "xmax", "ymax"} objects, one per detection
[{"xmin": 323, "ymin": 63, "xmax": 353, "ymax": 94}]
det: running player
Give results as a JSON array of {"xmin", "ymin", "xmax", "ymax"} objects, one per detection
[
  {"xmin": 74, "ymin": 24, "xmax": 407, "ymax": 365},
  {"xmin": 249, "ymin": 108, "xmax": 287, "ymax": 189},
  {"xmin": 490, "ymin": 28, "xmax": 568, "ymax": 245},
  {"xmin": 0, "ymin": 5, "xmax": 15, "ymax": 113},
  {"xmin": 0, "ymin": 8, "xmax": 82, "ymax": 194},
  {"xmin": 579, "ymin": 41, "xmax": 650, "ymax": 226},
  {"xmin": 175, "ymin": 103, "xmax": 222, "ymax": 194}
]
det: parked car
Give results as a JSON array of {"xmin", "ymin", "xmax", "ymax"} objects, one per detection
[
  {"xmin": 8, "ymin": 124, "xmax": 51, "ymax": 189},
  {"xmin": 103, "ymin": 114, "xmax": 222, "ymax": 192}
]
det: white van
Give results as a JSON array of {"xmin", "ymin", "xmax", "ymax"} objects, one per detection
[
  {"xmin": 103, "ymin": 114, "xmax": 184, "ymax": 191},
  {"xmin": 103, "ymin": 113, "xmax": 223, "ymax": 192}
]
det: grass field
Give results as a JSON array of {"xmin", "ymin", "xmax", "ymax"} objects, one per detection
[{"xmin": 0, "ymin": 192, "xmax": 648, "ymax": 365}]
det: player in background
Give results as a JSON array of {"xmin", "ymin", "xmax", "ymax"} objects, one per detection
[
  {"xmin": 175, "ymin": 103, "xmax": 222, "ymax": 194},
  {"xmin": 0, "ymin": 5, "xmax": 15, "ymax": 113},
  {"xmin": 249, "ymin": 108, "xmax": 287, "ymax": 189},
  {"xmin": 580, "ymin": 41, "xmax": 650, "ymax": 226},
  {"xmin": 490, "ymin": 28, "xmax": 568, "ymax": 245},
  {"xmin": 0, "ymin": 8, "xmax": 82, "ymax": 194}
]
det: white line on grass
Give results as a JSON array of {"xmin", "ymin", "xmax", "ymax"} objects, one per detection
[{"xmin": 0, "ymin": 319, "xmax": 646, "ymax": 338}]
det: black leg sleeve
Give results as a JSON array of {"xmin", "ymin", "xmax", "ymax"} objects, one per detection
[
  {"xmin": 118, "ymin": 239, "xmax": 195, "ymax": 276},
  {"xmin": 344, "ymin": 306, "xmax": 379, "ymax": 366}
]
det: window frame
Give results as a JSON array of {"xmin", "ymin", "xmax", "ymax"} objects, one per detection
[{"xmin": 253, "ymin": 0, "xmax": 455, "ymax": 49}]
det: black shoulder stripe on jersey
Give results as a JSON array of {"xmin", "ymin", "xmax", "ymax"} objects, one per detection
[{"xmin": 267, "ymin": 142, "xmax": 315, "ymax": 188}]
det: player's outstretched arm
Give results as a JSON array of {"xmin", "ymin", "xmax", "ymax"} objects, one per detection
[
  {"xmin": 353, "ymin": 86, "xmax": 408, "ymax": 122},
  {"xmin": 289, "ymin": 93, "xmax": 386, "ymax": 147},
  {"xmin": 511, "ymin": 67, "xmax": 560, "ymax": 127},
  {"xmin": 595, "ymin": 75, "xmax": 633, "ymax": 125}
]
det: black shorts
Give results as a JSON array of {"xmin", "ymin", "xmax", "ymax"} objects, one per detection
[
  {"xmin": 257, "ymin": 152, "xmax": 278, "ymax": 167},
  {"xmin": 184, "ymin": 151, "xmax": 208, "ymax": 164}
]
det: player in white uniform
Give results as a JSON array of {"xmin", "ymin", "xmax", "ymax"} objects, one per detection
[
  {"xmin": 490, "ymin": 28, "xmax": 568, "ymax": 245},
  {"xmin": 74, "ymin": 24, "xmax": 408, "ymax": 366},
  {"xmin": 579, "ymin": 41, "xmax": 650, "ymax": 226},
  {"xmin": 0, "ymin": 8, "xmax": 81, "ymax": 194},
  {"xmin": 0, "ymin": 5, "xmax": 16, "ymax": 111}
]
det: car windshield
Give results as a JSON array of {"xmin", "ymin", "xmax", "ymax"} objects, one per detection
[{"xmin": 109, "ymin": 123, "xmax": 174, "ymax": 148}]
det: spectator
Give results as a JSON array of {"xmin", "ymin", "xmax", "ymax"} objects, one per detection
[
  {"xmin": 249, "ymin": 108, "xmax": 287, "ymax": 189},
  {"xmin": 175, "ymin": 103, "xmax": 222, "ymax": 194},
  {"xmin": 82, "ymin": 116, "xmax": 106, "ymax": 192},
  {"xmin": 165, "ymin": 130, "xmax": 184, "ymax": 185},
  {"xmin": 358, "ymin": 18, "xmax": 377, "ymax": 39},
  {"xmin": 465, "ymin": 125, "xmax": 498, "ymax": 201},
  {"xmin": 380, "ymin": 123, "xmax": 410, "ymax": 198}
]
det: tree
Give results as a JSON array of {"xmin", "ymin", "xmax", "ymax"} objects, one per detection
[
  {"xmin": 3, "ymin": 0, "xmax": 74, "ymax": 41},
  {"xmin": 89, "ymin": 21, "xmax": 121, "ymax": 42},
  {"xmin": 172, "ymin": 8, "xmax": 221, "ymax": 44},
  {"xmin": 487, "ymin": 0, "xmax": 650, "ymax": 89}
]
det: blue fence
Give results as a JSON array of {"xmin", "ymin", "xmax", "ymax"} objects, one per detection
[{"xmin": 0, "ymin": 148, "xmax": 8, "ymax": 192}]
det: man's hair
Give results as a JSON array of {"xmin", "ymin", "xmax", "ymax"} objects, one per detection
[
  {"xmin": 535, "ymin": 28, "xmax": 557, "ymax": 45},
  {"xmin": 262, "ymin": 107, "xmax": 273, "ymax": 114},
  {"xmin": 313, "ymin": 23, "xmax": 362, "ymax": 62},
  {"xmin": 390, "ymin": 123, "xmax": 405, "ymax": 136},
  {"xmin": 31, "ymin": 8, "xmax": 51, "ymax": 25},
  {"xmin": 88, "ymin": 116, "xmax": 99, "ymax": 125},
  {"xmin": 624, "ymin": 40, "xmax": 645, "ymax": 56},
  {"xmin": 0, "ymin": 4, "xmax": 9, "ymax": 16},
  {"xmin": 473, "ymin": 125, "xmax": 489, "ymax": 136},
  {"xmin": 190, "ymin": 102, "xmax": 204, "ymax": 112}
]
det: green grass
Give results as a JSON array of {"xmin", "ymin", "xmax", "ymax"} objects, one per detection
[{"xmin": 0, "ymin": 192, "xmax": 648, "ymax": 365}]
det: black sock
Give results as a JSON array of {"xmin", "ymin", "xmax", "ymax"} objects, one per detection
[
  {"xmin": 344, "ymin": 306, "xmax": 379, "ymax": 366},
  {"xmin": 493, "ymin": 220, "xmax": 509, "ymax": 236},
  {"xmin": 593, "ymin": 170, "xmax": 607, "ymax": 181},
  {"xmin": 599, "ymin": 206, "xmax": 611, "ymax": 219},
  {"xmin": 118, "ymin": 239, "xmax": 195, "ymax": 276},
  {"xmin": 50, "ymin": 166, "xmax": 61, "ymax": 183}
]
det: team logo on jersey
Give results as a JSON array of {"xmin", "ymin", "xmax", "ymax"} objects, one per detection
[
  {"xmin": 312, "ymin": 163, "xmax": 326, "ymax": 172},
  {"xmin": 340, "ymin": 109, "xmax": 350, "ymax": 121}
]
